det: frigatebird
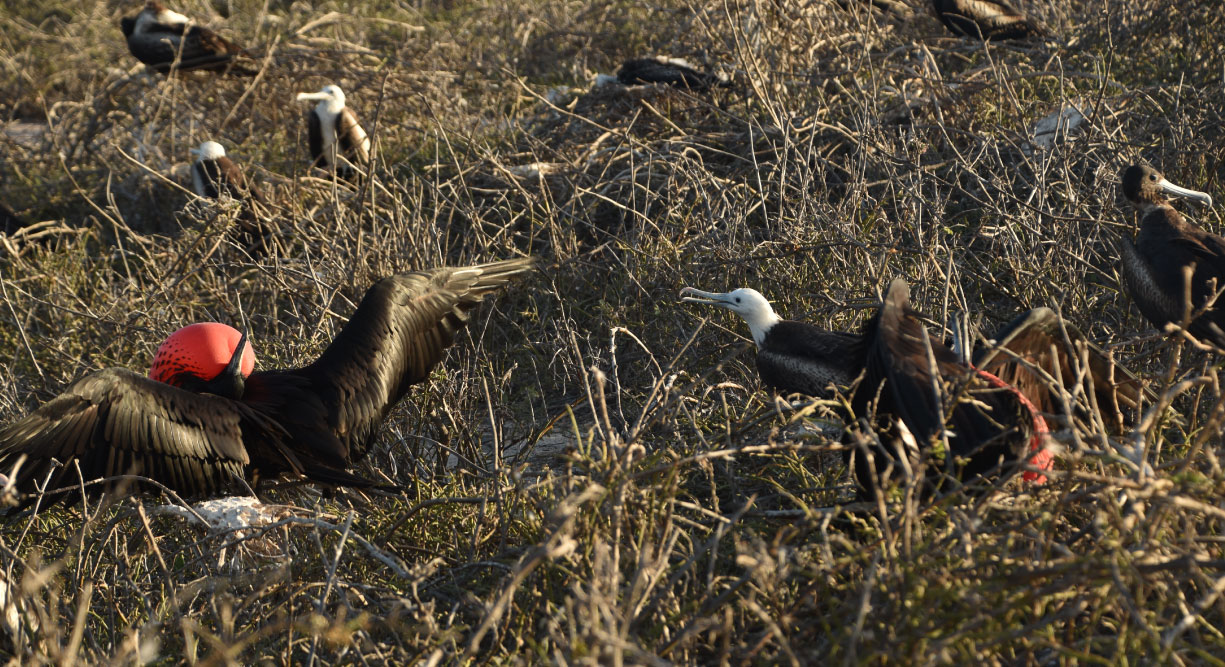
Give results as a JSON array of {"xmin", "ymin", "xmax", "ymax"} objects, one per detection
[
  {"xmin": 932, "ymin": 0, "xmax": 1049, "ymax": 41},
  {"xmin": 680, "ymin": 280, "xmax": 1142, "ymax": 496},
  {"xmin": 0, "ymin": 258, "xmax": 534, "ymax": 504},
  {"xmin": 296, "ymin": 85, "xmax": 371, "ymax": 177},
  {"xmin": 189, "ymin": 140, "xmax": 272, "ymax": 252},
  {"xmin": 120, "ymin": 1, "xmax": 254, "ymax": 75},
  {"xmin": 1117, "ymin": 165, "xmax": 1221, "ymax": 348},
  {"xmin": 616, "ymin": 57, "xmax": 730, "ymax": 91}
]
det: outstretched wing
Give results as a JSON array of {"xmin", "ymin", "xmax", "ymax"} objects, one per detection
[
  {"xmin": 974, "ymin": 308, "xmax": 1146, "ymax": 432},
  {"xmin": 0, "ymin": 368, "xmax": 263, "ymax": 501},
  {"xmin": 286, "ymin": 258, "xmax": 535, "ymax": 462},
  {"xmin": 855, "ymin": 279, "xmax": 1025, "ymax": 492}
]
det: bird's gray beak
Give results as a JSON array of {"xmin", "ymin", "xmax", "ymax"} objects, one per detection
[
  {"xmin": 679, "ymin": 287, "xmax": 734, "ymax": 308},
  {"xmin": 1159, "ymin": 178, "xmax": 1213, "ymax": 208},
  {"xmin": 203, "ymin": 329, "xmax": 249, "ymax": 399},
  {"xmin": 296, "ymin": 92, "xmax": 328, "ymax": 101},
  {"xmin": 189, "ymin": 148, "xmax": 201, "ymax": 157}
]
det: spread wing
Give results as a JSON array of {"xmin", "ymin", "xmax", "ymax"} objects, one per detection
[
  {"xmin": 974, "ymin": 308, "xmax": 1147, "ymax": 432},
  {"xmin": 286, "ymin": 258, "xmax": 535, "ymax": 462},
  {"xmin": 855, "ymin": 279, "xmax": 1025, "ymax": 491},
  {"xmin": 337, "ymin": 108, "xmax": 370, "ymax": 166},
  {"xmin": 0, "ymin": 368, "xmax": 266, "ymax": 501}
]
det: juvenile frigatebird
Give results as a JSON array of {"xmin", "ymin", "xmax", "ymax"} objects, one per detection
[
  {"xmin": 680, "ymin": 280, "xmax": 1143, "ymax": 496},
  {"xmin": 1118, "ymin": 165, "xmax": 1221, "ymax": 348},
  {"xmin": 616, "ymin": 57, "xmax": 730, "ymax": 91},
  {"xmin": 932, "ymin": 0, "xmax": 1049, "ymax": 41},
  {"xmin": 296, "ymin": 85, "xmax": 370, "ymax": 177},
  {"xmin": 120, "ymin": 1, "xmax": 254, "ymax": 75},
  {"xmin": 189, "ymin": 140, "xmax": 272, "ymax": 252},
  {"xmin": 0, "ymin": 258, "xmax": 534, "ymax": 504}
]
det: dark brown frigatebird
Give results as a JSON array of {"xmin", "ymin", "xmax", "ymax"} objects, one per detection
[
  {"xmin": 190, "ymin": 140, "xmax": 273, "ymax": 252},
  {"xmin": 932, "ymin": 0, "xmax": 1049, "ymax": 41},
  {"xmin": 616, "ymin": 57, "xmax": 730, "ymax": 91},
  {"xmin": 296, "ymin": 85, "xmax": 371, "ymax": 177},
  {"xmin": 120, "ymin": 1, "xmax": 255, "ymax": 75},
  {"xmin": 0, "ymin": 258, "xmax": 535, "ymax": 504},
  {"xmin": 680, "ymin": 280, "xmax": 1143, "ymax": 496},
  {"xmin": 1117, "ymin": 165, "xmax": 1220, "ymax": 348}
]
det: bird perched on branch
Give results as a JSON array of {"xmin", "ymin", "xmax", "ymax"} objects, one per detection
[
  {"xmin": 932, "ymin": 0, "xmax": 1050, "ymax": 41},
  {"xmin": 0, "ymin": 258, "xmax": 535, "ymax": 507},
  {"xmin": 120, "ymin": 1, "xmax": 255, "ymax": 75},
  {"xmin": 680, "ymin": 279, "xmax": 1143, "ymax": 497},
  {"xmin": 1117, "ymin": 164, "xmax": 1221, "ymax": 349}
]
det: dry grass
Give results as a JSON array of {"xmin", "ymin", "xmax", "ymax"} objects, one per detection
[{"xmin": 2, "ymin": 0, "xmax": 1225, "ymax": 662}]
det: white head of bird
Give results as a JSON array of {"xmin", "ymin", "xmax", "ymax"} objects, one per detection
[
  {"xmin": 296, "ymin": 85, "xmax": 347, "ymax": 114},
  {"xmin": 135, "ymin": 1, "xmax": 191, "ymax": 33},
  {"xmin": 190, "ymin": 141, "xmax": 226, "ymax": 161},
  {"xmin": 680, "ymin": 286, "xmax": 781, "ymax": 347}
]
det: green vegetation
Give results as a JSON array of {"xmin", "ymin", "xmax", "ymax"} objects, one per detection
[{"xmin": 2, "ymin": 0, "xmax": 1225, "ymax": 662}]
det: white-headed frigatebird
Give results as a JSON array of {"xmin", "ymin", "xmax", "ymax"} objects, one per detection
[
  {"xmin": 120, "ymin": 1, "xmax": 255, "ymax": 75},
  {"xmin": 189, "ymin": 140, "xmax": 273, "ymax": 252},
  {"xmin": 0, "ymin": 258, "xmax": 534, "ymax": 506},
  {"xmin": 681, "ymin": 278, "xmax": 1144, "ymax": 497},
  {"xmin": 1117, "ymin": 164, "xmax": 1222, "ymax": 348},
  {"xmin": 296, "ymin": 85, "xmax": 371, "ymax": 177}
]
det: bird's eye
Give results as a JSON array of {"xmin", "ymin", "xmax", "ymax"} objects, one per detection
[
  {"xmin": 1150, "ymin": 174, "xmax": 1158, "ymax": 181},
  {"xmin": 734, "ymin": 297, "xmax": 741, "ymax": 303}
]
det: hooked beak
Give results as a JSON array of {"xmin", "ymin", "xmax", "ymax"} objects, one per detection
[
  {"xmin": 1158, "ymin": 178, "xmax": 1213, "ymax": 208},
  {"xmin": 203, "ymin": 329, "xmax": 249, "ymax": 399},
  {"xmin": 679, "ymin": 287, "xmax": 735, "ymax": 308},
  {"xmin": 189, "ymin": 148, "xmax": 202, "ymax": 157},
  {"xmin": 296, "ymin": 92, "xmax": 329, "ymax": 102}
]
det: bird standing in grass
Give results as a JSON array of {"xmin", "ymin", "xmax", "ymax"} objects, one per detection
[
  {"xmin": 0, "ymin": 258, "xmax": 535, "ymax": 506},
  {"xmin": 296, "ymin": 85, "xmax": 371, "ymax": 178},
  {"xmin": 120, "ymin": 1, "xmax": 255, "ymax": 75},
  {"xmin": 1117, "ymin": 164, "xmax": 1221, "ymax": 349},
  {"xmin": 189, "ymin": 141, "xmax": 273, "ymax": 252},
  {"xmin": 680, "ymin": 280, "xmax": 1142, "ymax": 497}
]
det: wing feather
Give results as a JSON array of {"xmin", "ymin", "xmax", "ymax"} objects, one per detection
[
  {"xmin": 0, "ymin": 368, "xmax": 268, "ymax": 501},
  {"xmin": 284, "ymin": 258, "xmax": 535, "ymax": 462}
]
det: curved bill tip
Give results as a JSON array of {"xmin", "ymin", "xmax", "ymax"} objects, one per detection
[
  {"xmin": 296, "ymin": 92, "xmax": 325, "ymax": 101},
  {"xmin": 679, "ymin": 287, "xmax": 726, "ymax": 304},
  {"xmin": 1159, "ymin": 178, "xmax": 1213, "ymax": 208}
]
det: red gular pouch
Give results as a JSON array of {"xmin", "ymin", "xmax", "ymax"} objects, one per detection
[{"xmin": 149, "ymin": 322, "xmax": 255, "ymax": 388}]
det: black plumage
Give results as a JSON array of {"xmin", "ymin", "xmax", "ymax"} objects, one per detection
[
  {"xmin": 120, "ymin": 1, "xmax": 254, "ymax": 75},
  {"xmin": 616, "ymin": 57, "xmax": 730, "ymax": 91},
  {"xmin": 1117, "ymin": 164, "xmax": 1222, "ymax": 348},
  {"xmin": 681, "ymin": 280, "xmax": 1142, "ymax": 497},
  {"xmin": 932, "ymin": 0, "xmax": 1049, "ymax": 41},
  {"xmin": 0, "ymin": 259, "xmax": 534, "ymax": 504}
]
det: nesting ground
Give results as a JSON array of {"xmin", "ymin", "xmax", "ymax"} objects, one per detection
[{"xmin": 2, "ymin": 0, "xmax": 1225, "ymax": 663}]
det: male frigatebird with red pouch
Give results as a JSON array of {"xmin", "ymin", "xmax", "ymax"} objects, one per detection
[{"xmin": 0, "ymin": 258, "xmax": 534, "ymax": 504}]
